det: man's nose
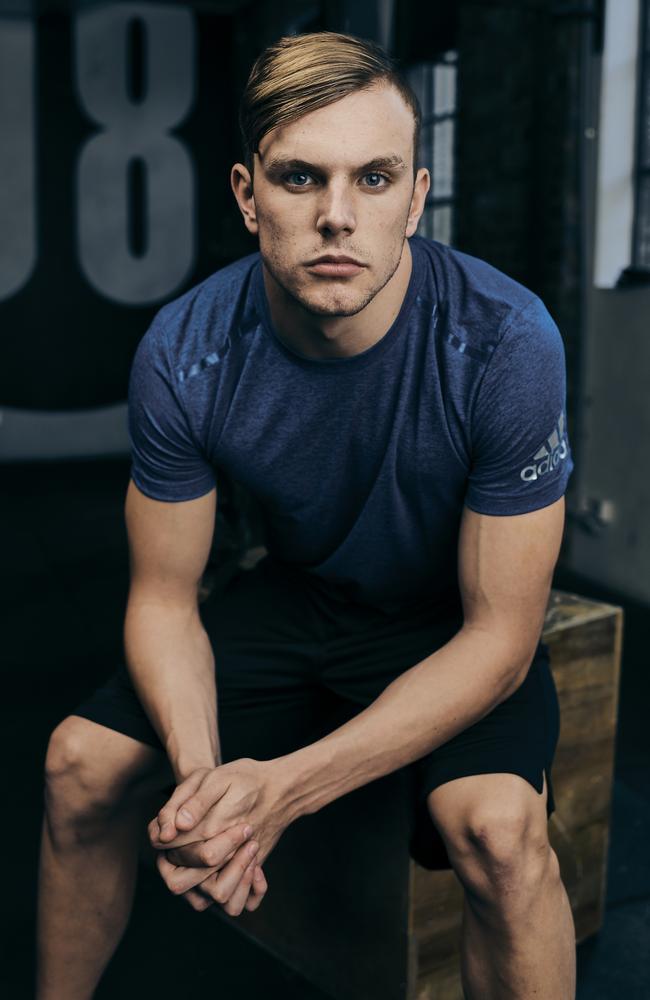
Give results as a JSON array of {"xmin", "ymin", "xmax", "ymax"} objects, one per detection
[{"xmin": 315, "ymin": 182, "xmax": 357, "ymax": 236}]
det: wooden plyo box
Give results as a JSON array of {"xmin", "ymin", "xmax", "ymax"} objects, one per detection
[{"xmin": 407, "ymin": 589, "xmax": 624, "ymax": 1000}]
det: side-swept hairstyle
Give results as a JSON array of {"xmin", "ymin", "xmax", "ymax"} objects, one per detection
[{"xmin": 239, "ymin": 31, "xmax": 422, "ymax": 178}]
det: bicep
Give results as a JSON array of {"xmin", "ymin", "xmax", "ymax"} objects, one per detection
[
  {"xmin": 125, "ymin": 478, "xmax": 217, "ymax": 608},
  {"xmin": 457, "ymin": 496, "xmax": 565, "ymax": 666}
]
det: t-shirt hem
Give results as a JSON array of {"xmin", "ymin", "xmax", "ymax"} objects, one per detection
[
  {"xmin": 130, "ymin": 474, "xmax": 215, "ymax": 503},
  {"xmin": 464, "ymin": 484, "xmax": 570, "ymax": 516}
]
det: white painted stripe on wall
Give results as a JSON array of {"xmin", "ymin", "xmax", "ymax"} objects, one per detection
[
  {"xmin": 0, "ymin": 403, "xmax": 129, "ymax": 460},
  {"xmin": 593, "ymin": 0, "xmax": 641, "ymax": 287}
]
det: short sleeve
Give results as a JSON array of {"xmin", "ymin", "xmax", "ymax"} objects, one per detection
[
  {"xmin": 127, "ymin": 313, "xmax": 217, "ymax": 502},
  {"xmin": 464, "ymin": 296, "xmax": 574, "ymax": 515}
]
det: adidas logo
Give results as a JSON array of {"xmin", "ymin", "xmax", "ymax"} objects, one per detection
[{"xmin": 520, "ymin": 410, "xmax": 569, "ymax": 483}]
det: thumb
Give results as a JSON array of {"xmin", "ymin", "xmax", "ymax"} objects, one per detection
[
  {"xmin": 154, "ymin": 768, "xmax": 211, "ymax": 843},
  {"xmin": 174, "ymin": 772, "xmax": 228, "ymax": 831}
]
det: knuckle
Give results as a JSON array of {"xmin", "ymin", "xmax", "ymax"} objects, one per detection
[
  {"xmin": 186, "ymin": 795, "xmax": 202, "ymax": 815},
  {"xmin": 213, "ymin": 885, "xmax": 228, "ymax": 904},
  {"xmin": 240, "ymin": 842, "xmax": 257, "ymax": 865},
  {"xmin": 199, "ymin": 844, "xmax": 215, "ymax": 866}
]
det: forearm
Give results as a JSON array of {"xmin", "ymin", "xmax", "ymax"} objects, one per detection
[
  {"xmin": 272, "ymin": 624, "xmax": 533, "ymax": 821},
  {"xmin": 124, "ymin": 600, "xmax": 219, "ymax": 781}
]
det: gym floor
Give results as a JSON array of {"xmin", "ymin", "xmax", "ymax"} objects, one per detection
[{"xmin": 1, "ymin": 457, "xmax": 648, "ymax": 998}]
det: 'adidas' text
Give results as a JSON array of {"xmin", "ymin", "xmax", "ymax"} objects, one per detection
[{"xmin": 520, "ymin": 411, "xmax": 569, "ymax": 483}]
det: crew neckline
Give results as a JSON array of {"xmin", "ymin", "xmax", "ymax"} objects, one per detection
[{"xmin": 252, "ymin": 236, "xmax": 426, "ymax": 370}]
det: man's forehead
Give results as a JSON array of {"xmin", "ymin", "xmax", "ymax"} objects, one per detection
[{"xmin": 256, "ymin": 84, "xmax": 416, "ymax": 163}]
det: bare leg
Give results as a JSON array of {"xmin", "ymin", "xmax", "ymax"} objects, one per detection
[
  {"xmin": 36, "ymin": 716, "xmax": 173, "ymax": 1000},
  {"xmin": 459, "ymin": 844, "xmax": 576, "ymax": 999},
  {"xmin": 427, "ymin": 772, "xmax": 576, "ymax": 1000}
]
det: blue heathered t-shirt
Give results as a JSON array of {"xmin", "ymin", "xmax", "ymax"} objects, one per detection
[{"xmin": 128, "ymin": 234, "xmax": 574, "ymax": 615}]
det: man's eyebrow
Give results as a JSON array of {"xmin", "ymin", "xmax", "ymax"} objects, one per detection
[{"xmin": 260, "ymin": 154, "xmax": 408, "ymax": 175}]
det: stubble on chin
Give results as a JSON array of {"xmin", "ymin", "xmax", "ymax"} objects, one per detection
[
  {"xmin": 292, "ymin": 284, "xmax": 378, "ymax": 319},
  {"xmin": 262, "ymin": 251, "xmax": 402, "ymax": 320}
]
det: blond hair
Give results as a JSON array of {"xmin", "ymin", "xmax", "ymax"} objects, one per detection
[{"xmin": 239, "ymin": 31, "xmax": 421, "ymax": 177}]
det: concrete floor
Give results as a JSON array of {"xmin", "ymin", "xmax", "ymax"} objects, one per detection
[{"xmin": 1, "ymin": 457, "xmax": 648, "ymax": 998}]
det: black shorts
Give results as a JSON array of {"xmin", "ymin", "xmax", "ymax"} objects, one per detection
[{"xmin": 73, "ymin": 554, "xmax": 560, "ymax": 870}]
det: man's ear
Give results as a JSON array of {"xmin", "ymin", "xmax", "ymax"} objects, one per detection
[
  {"xmin": 405, "ymin": 167, "xmax": 430, "ymax": 238},
  {"xmin": 231, "ymin": 162, "xmax": 258, "ymax": 235}
]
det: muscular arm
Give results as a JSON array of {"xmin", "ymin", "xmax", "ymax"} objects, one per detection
[
  {"xmin": 123, "ymin": 479, "xmax": 219, "ymax": 782},
  {"xmin": 268, "ymin": 496, "xmax": 566, "ymax": 821}
]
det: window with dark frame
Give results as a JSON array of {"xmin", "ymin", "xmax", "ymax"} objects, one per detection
[
  {"xmin": 405, "ymin": 50, "xmax": 458, "ymax": 246},
  {"xmin": 632, "ymin": 0, "xmax": 650, "ymax": 270}
]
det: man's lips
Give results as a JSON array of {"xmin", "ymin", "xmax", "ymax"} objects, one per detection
[{"xmin": 304, "ymin": 255, "xmax": 367, "ymax": 277}]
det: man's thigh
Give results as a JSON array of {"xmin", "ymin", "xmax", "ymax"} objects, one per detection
[
  {"xmin": 313, "ymin": 597, "xmax": 559, "ymax": 872},
  {"xmin": 408, "ymin": 644, "xmax": 560, "ymax": 870}
]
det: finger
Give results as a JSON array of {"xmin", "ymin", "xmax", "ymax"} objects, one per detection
[
  {"xmin": 166, "ymin": 821, "xmax": 253, "ymax": 869},
  {"xmin": 244, "ymin": 865, "xmax": 268, "ymax": 912},
  {"xmin": 166, "ymin": 842, "xmax": 208, "ymax": 867},
  {"xmin": 201, "ymin": 839, "xmax": 259, "ymax": 905},
  {"xmin": 156, "ymin": 849, "xmax": 219, "ymax": 896},
  {"xmin": 222, "ymin": 860, "xmax": 256, "ymax": 917},
  {"xmin": 149, "ymin": 769, "xmax": 210, "ymax": 844},
  {"xmin": 153, "ymin": 770, "xmax": 209, "ymax": 843},
  {"xmin": 167, "ymin": 837, "xmax": 240, "ymax": 869},
  {"xmin": 153, "ymin": 810, "xmax": 251, "ymax": 851},
  {"xmin": 174, "ymin": 771, "xmax": 231, "ymax": 831},
  {"xmin": 182, "ymin": 887, "xmax": 214, "ymax": 912}
]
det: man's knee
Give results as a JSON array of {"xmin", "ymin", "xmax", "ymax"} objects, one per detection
[
  {"xmin": 44, "ymin": 715, "xmax": 166, "ymax": 840},
  {"xmin": 427, "ymin": 774, "xmax": 557, "ymax": 907}
]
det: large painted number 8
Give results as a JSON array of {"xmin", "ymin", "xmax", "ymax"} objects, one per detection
[
  {"xmin": 75, "ymin": 3, "xmax": 196, "ymax": 304},
  {"xmin": 0, "ymin": 15, "xmax": 36, "ymax": 302}
]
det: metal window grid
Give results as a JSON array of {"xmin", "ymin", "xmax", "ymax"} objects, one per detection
[
  {"xmin": 406, "ymin": 50, "xmax": 458, "ymax": 245},
  {"xmin": 632, "ymin": 0, "xmax": 650, "ymax": 269}
]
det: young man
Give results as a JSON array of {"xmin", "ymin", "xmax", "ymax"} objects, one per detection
[{"xmin": 37, "ymin": 31, "xmax": 577, "ymax": 999}]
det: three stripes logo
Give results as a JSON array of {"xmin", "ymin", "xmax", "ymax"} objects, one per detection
[{"xmin": 520, "ymin": 410, "xmax": 569, "ymax": 483}]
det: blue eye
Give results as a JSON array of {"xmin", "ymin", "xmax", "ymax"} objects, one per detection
[
  {"xmin": 282, "ymin": 170, "xmax": 390, "ymax": 189},
  {"xmin": 364, "ymin": 172, "xmax": 388, "ymax": 187},
  {"xmin": 285, "ymin": 172, "xmax": 312, "ymax": 186}
]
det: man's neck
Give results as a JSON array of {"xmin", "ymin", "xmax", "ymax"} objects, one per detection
[{"xmin": 262, "ymin": 240, "xmax": 413, "ymax": 360}]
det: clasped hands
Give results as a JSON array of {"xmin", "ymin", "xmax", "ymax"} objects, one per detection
[{"xmin": 148, "ymin": 757, "xmax": 291, "ymax": 917}]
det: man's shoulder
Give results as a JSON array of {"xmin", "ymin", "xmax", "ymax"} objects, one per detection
[
  {"xmin": 413, "ymin": 236, "xmax": 544, "ymax": 348},
  {"xmin": 136, "ymin": 251, "xmax": 261, "ymax": 380},
  {"xmin": 155, "ymin": 250, "xmax": 261, "ymax": 335}
]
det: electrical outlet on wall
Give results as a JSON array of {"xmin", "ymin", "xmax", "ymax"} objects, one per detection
[{"xmin": 571, "ymin": 497, "xmax": 617, "ymax": 536}]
